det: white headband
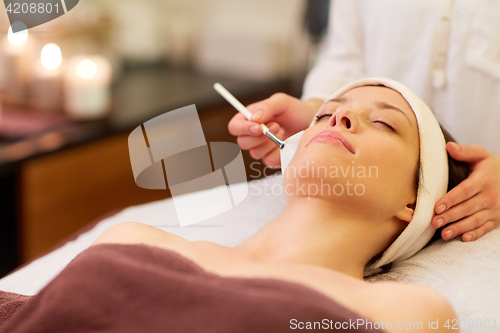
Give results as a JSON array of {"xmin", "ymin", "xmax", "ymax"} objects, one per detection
[{"xmin": 281, "ymin": 78, "xmax": 448, "ymax": 276}]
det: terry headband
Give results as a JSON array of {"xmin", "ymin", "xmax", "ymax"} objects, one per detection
[{"xmin": 281, "ymin": 78, "xmax": 449, "ymax": 276}]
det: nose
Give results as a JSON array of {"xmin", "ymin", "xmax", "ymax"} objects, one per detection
[{"xmin": 328, "ymin": 106, "xmax": 358, "ymax": 133}]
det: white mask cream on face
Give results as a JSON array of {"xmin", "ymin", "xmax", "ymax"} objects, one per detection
[{"xmin": 280, "ymin": 130, "xmax": 304, "ymax": 172}]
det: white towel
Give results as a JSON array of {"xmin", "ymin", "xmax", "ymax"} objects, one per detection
[{"xmin": 366, "ymin": 227, "xmax": 500, "ymax": 332}]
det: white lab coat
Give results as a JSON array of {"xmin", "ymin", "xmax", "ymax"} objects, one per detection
[{"xmin": 302, "ymin": 0, "xmax": 500, "ymax": 155}]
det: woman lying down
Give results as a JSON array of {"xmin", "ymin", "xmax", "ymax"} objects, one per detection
[{"xmin": 0, "ymin": 78, "xmax": 468, "ymax": 332}]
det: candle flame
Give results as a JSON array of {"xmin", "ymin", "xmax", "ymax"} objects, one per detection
[
  {"xmin": 7, "ymin": 22, "xmax": 28, "ymax": 46},
  {"xmin": 41, "ymin": 43, "xmax": 62, "ymax": 70},
  {"xmin": 77, "ymin": 59, "xmax": 97, "ymax": 80}
]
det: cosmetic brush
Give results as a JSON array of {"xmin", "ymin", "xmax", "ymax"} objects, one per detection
[
  {"xmin": 214, "ymin": 83, "xmax": 285, "ymax": 149},
  {"xmin": 213, "ymin": 82, "xmax": 304, "ymax": 170}
]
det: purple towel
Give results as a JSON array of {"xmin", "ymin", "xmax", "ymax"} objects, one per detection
[{"xmin": 0, "ymin": 244, "xmax": 385, "ymax": 332}]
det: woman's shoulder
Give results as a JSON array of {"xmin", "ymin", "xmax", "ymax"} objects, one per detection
[
  {"xmin": 360, "ymin": 281, "xmax": 459, "ymax": 332},
  {"xmin": 91, "ymin": 223, "xmax": 459, "ymax": 332},
  {"xmin": 92, "ymin": 222, "xmax": 188, "ymax": 246}
]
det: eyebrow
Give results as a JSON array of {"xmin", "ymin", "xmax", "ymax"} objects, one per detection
[
  {"xmin": 374, "ymin": 101, "xmax": 412, "ymax": 127},
  {"xmin": 327, "ymin": 96, "xmax": 348, "ymax": 105},
  {"xmin": 325, "ymin": 96, "xmax": 413, "ymax": 127}
]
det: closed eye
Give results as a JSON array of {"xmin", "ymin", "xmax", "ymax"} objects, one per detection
[
  {"xmin": 315, "ymin": 113, "xmax": 332, "ymax": 122},
  {"xmin": 374, "ymin": 120, "xmax": 396, "ymax": 132},
  {"xmin": 316, "ymin": 113, "xmax": 397, "ymax": 132}
]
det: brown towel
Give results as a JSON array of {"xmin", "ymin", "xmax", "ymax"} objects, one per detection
[
  {"xmin": 0, "ymin": 291, "xmax": 31, "ymax": 327},
  {"xmin": 0, "ymin": 244, "xmax": 385, "ymax": 332}
]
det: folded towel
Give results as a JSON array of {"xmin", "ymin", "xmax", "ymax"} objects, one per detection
[
  {"xmin": 0, "ymin": 244, "xmax": 385, "ymax": 332},
  {"xmin": 0, "ymin": 292, "xmax": 30, "ymax": 328}
]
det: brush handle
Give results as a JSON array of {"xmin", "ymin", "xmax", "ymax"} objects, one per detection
[
  {"xmin": 214, "ymin": 82, "xmax": 272, "ymax": 133},
  {"xmin": 213, "ymin": 83, "xmax": 251, "ymax": 118},
  {"xmin": 214, "ymin": 82, "xmax": 285, "ymax": 149}
]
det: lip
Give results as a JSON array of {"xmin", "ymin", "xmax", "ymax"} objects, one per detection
[{"xmin": 307, "ymin": 130, "xmax": 355, "ymax": 154}]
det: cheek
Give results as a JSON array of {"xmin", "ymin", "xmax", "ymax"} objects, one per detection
[
  {"xmin": 299, "ymin": 126, "xmax": 321, "ymax": 146},
  {"xmin": 360, "ymin": 138, "xmax": 418, "ymax": 190},
  {"xmin": 287, "ymin": 127, "xmax": 329, "ymax": 165}
]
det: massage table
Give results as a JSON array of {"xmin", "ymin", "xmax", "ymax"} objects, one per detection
[{"xmin": 0, "ymin": 174, "xmax": 498, "ymax": 332}]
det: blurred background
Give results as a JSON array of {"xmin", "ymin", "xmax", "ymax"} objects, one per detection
[{"xmin": 0, "ymin": 0, "xmax": 329, "ymax": 276}]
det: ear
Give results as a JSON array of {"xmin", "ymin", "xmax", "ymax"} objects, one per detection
[{"xmin": 396, "ymin": 201, "xmax": 416, "ymax": 223}]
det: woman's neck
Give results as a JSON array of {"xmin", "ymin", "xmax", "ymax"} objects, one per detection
[{"xmin": 234, "ymin": 197, "xmax": 390, "ymax": 280}]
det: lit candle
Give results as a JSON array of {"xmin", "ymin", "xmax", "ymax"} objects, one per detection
[
  {"xmin": 63, "ymin": 56, "xmax": 112, "ymax": 119},
  {"xmin": 29, "ymin": 43, "xmax": 63, "ymax": 111},
  {"xmin": 0, "ymin": 22, "xmax": 32, "ymax": 106}
]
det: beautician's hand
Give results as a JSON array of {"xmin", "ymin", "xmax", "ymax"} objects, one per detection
[
  {"xmin": 228, "ymin": 94, "xmax": 322, "ymax": 167},
  {"xmin": 433, "ymin": 143, "xmax": 500, "ymax": 242}
]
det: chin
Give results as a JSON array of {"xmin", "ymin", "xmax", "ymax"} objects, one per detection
[
  {"xmin": 284, "ymin": 158, "xmax": 386, "ymax": 207},
  {"xmin": 285, "ymin": 150, "xmax": 355, "ymax": 181}
]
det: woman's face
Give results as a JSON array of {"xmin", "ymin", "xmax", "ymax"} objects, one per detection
[{"xmin": 284, "ymin": 86, "xmax": 420, "ymax": 222}]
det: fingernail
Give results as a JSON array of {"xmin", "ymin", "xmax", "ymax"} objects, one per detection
[
  {"xmin": 445, "ymin": 230, "xmax": 454, "ymax": 239},
  {"xmin": 464, "ymin": 234, "xmax": 472, "ymax": 242},
  {"xmin": 436, "ymin": 218, "xmax": 444, "ymax": 228},
  {"xmin": 436, "ymin": 204, "xmax": 447, "ymax": 214},
  {"xmin": 251, "ymin": 111, "xmax": 262, "ymax": 121},
  {"xmin": 270, "ymin": 124, "xmax": 279, "ymax": 132},
  {"xmin": 250, "ymin": 125, "xmax": 260, "ymax": 134},
  {"xmin": 450, "ymin": 142, "xmax": 460, "ymax": 150}
]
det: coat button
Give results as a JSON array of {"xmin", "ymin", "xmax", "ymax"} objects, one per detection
[{"xmin": 432, "ymin": 70, "xmax": 446, "ymax": 89}]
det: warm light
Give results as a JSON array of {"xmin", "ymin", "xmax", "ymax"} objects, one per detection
[
  {"xmin": 7, "ymin": 22, "xmax": 28, "ymax": 46},
  {"xmin": 41, "ymin": 43, "xmax": 62, "ymax": 70},
  {"xmin": 76, "ymin": 59, "xmax": 97, "ymax": 80}
]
